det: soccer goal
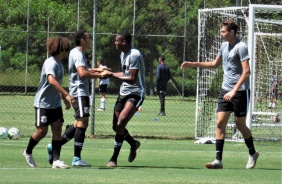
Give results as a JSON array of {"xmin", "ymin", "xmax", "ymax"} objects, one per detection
[{"xmin": 195, "ymin": 4, "xmax": 282, "ymax": 141}]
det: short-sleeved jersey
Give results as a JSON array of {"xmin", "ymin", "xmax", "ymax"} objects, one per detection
[
  {"xmin": 68, "ymin": 47, "xmax": 90, "ymax": 97},
  {"xmin": 98, "ymin": 65, "xmax": 110, "ymax": 85},
  {"xmin": 119, "ymin": 48, "xmax": 146, "ymax": 98},
  {"xmin": 34, "ymin": 56, "xmax": 64, "ymax": 109},
  {"xmin": 218, "ymin": 39, "xmax": 249, "ymax": 91}
]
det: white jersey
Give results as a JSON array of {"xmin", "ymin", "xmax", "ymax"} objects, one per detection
[
  {"xmin": 68, "ymin": 47, "xmax": 90, "ymax": 97},
  {"xmin": 218, "ymin": 39, "xmax": 249, "ymax": 91},
  {"xmin": 34, "ymin": 56, "xmax": 64, "ymax": 109},
  {"xmin": 119, "ymin": 48, "xmax": 146, "ymax": 97}
]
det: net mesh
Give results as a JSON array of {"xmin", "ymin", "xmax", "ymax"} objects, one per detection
[{"xmin": 196, "ymin": 6, "xmax": 282, "ymax": 141}]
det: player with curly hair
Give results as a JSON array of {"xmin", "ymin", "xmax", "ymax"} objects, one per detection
[{"xmin": 23, "ymin": 36, "xmax": 74, "ymax": 169}]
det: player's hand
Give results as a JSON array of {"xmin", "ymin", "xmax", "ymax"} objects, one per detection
[
  {"xmin": 101, "ymin": 70, "xmax": 113, "ymax": 78},
  {"xmin": 223, "ymin": 91, "xmax": 235, "ymax": 102},
  {"xmin": 65, "ymin": 94, "xmax": 76, "ymax": 108},
  {"xmin": 181, "ymin": 61, "xmax": 193, "ymax": 69},
  {"xmin": 63, "ymin": 99, "xmax": 71, "ymax": 110}
]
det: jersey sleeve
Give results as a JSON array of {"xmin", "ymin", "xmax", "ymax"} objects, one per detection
[
  {"xmin": 44, "ymin": 60, "xmax": 57, "ymax": 78},
  {"xmin": 74, "ymin": 52, "xmax": 86, "ymax": 68},
  {"xmin": 238, "ymin": 44, "xmax": 249, "ymax": 62},
  {"xmin": 129, "ymin": 51, "xmax": 141, "ymax": 70}
]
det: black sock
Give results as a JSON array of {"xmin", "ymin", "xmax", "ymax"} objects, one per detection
[
  {"xmin": 61, "ymin": 125, "xmax": 76, "ymax": 145},
  {"xmin": 110, "ymin": 134, "xmax": 124, "ymax": 162},
  {"xmin": 215, "ymin": 139, "xmax": 224, "ymax": 161},
  {"xmin": 52, "ymin": 140, "xmax": 62, "ymax": 161},
  {"xmin": 124, "ymin": 129, "xmax": 135, "ymax": 148},
  {"xmin": 74, "ymin": 127, "xmax": 86, "ymax": 158},
  {"xmin": 26, "ymin": 136, "xmax": 39, "ymax": 154},
  {"xmin": 244, "ymin": 136, "xmax": 256, "ymax": 155}
]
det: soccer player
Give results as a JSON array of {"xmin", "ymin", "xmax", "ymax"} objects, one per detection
[
  {"xmin": 23, "ymin": 36, "xmax": 74, "ymax": 169},
  {"xmin": 96, "ymin": 59, "xmax": 110, "ymax": 111},
  {"xmin": 154, "ymin": 55, "xmax": 171, "ymax": 116},
  {"xmin": 181, "ymin": 20, "xmax": 259, "ymax": 169},
  {"xmin": 106, "ymin": 31, "xmax": 146, "ymax": 167},
  {"xmin": 47, "ymin": 29, "xmax": 112, "ymax": 167}
]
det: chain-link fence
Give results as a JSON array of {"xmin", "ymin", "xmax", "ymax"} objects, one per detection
[{"xmin": 0, "ymin": 0, "xmax": 281, "ymax": 139}]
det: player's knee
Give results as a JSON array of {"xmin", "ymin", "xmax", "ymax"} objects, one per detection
[{"xmin": 215, "ymin": 122, "xmax": 226, "ymax": 131}]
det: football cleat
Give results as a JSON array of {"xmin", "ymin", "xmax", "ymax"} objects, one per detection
[
  {"xmin": 246, "ymin": 151, "xmax": 259, "ymax": 169},
  {"xmin": 23, "ymin": 149, "xmax": 36, "ymax": 168},
  {"xmin": 205, "ymin": 159, "xmax": 223, "ymax": 169},
  {"xmin": 52, "ymin": 160, "xmax": 70, "ymax": 169},
  {"xmin": 72, "ymin": 156, "xmax": 91, "ymax": 167},
  {"xmin": 128, "ymin": 140, "xmax": 141, "ymax": 162}
]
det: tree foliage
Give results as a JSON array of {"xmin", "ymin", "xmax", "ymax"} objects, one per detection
[{"xmin": 0, "ymin": 0, "xmax": 280, "ymax": 93}]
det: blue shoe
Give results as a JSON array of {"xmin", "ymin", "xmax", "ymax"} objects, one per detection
[
  {"xmin": 72, "ymin": 156, "xmax": 91, "ymax": 167},
  {"xmin": 46, "ymin": 143, "xmax": 53, "ymax": 165}
]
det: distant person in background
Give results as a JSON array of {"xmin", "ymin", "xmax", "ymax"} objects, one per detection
[
  {"xmin": 96, "ymin": 59, "xmax": 110, "ymax": 111},
  {"xmin": 268, "ymin": 69, "xmax": 278, "ymax": 109},
  {"xmin": 154, "ymin": 55, "xmax": 171, "ymax": 116},
  {"xmin": 23, "ymin": 36, "xmax": 73, "ymax": 169}
]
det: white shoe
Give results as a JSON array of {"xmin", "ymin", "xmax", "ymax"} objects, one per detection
[
  {"xmin": 23, "ymin": 149, "xmax": 36, "ymax": 168},
  {"xmin": 52, "ymin": 160, "xmax": 70, "ymax": 169},
  {"xmin": 246, "ymin": 151, "xmax": 259, "ymax": 169},
  {"xmin": 97, "ymin": 108, "xmax": 105, "ymax": 111},
  {"xmin": 205, "ymin": 159, "xmax": 223, "ymax": 169}
]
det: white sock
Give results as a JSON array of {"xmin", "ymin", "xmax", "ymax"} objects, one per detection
[
  {"xmin": 272, "ymin": 102, "xmax": 276, "ymax": 108},
  {"xmin": 100, "ymin": 98, "xmax": 106, "ymax": 109}
]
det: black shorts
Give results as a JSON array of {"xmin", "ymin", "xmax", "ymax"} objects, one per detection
[
  {"xmin": 217, "ymin": 89, "xmax": 250, "ymax": 117},
  {"xmin": 99, "ymin": 84, "xmax": 108, "ymax": 94},
  {"xmin": 73, "ymin": 96, "xmax": 90, "ymax": 119},
  {"xmin": 34, "ymin": 106, "xmax": 64, "ymax": 127},
  {"xmin": 114, "ymin": 95, "xmax": 144, "ymax": 112}
]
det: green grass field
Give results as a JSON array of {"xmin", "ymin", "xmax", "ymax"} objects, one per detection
[
  {"xmin": 0, "ymin": 138, "xmax": 281, "ymax": 184},
  {"xmin": 0, "ymin": 95, "xmax": 197, "ymax": 139}
]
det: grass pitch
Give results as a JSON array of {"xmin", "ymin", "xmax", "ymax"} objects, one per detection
[{"xmin": 0, "ymin": 138, "xmax": 281, "ymax": 184}]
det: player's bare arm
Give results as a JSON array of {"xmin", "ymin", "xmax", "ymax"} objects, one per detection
[
  {"xmin": 181, "ymin": 56, "xmax": 222, "ymax": 69},
  {"xmin": 88, "ymin": 67, "xmax": 111, "ymax": 73},
  {"xmin": 112, "ymin": 69, "xmax": 138, "ymax": 85},
  {"xmin": 77, "ymin": 66, "xmax": 109, "ymax": 79},
  {"xmin": 47, "ymin": 74, "xmax": 75, "ymax": 107}
]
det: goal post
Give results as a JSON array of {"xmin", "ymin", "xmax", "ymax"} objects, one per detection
[
  {"xmin": 247, "ymin": 4, "xmax": 282, "ymax": 130},
  {"xmin": 196, "ymin": 4, "xmax": 282, "ymax": 141}
]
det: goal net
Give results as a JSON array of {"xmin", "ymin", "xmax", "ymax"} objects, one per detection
[{"xmin": 196, "ymin": 4, "xmax": 282, "ymax": 141}]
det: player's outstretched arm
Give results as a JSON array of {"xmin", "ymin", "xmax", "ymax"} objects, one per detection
[
  {"xmin": 89, "ymin": 67, "xmax": 111, "ymax": 73},
  {"xmin": 77, "ymin": 66, "xmax": 111, "ymax": 79},
  {"xmin": 181, "ymin": 56, "xmax": 222, "ymax": 69},
  {"xmin": 112, "ymin": 69, "xmax": 138, "ymax": 85},
  {"xmin": 180, "ymin": 61, "xmax": 195, "ymax": 69}
]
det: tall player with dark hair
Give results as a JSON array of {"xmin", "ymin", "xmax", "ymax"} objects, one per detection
[
  {"xmin": 46, "ymin": 30, "xmax": 111, "ymax": 167},
  {"xmin": 23, "ymin": 36, "xmax": 73, "ymax": 169},
  {"xmin": 181, "ymin": 20, "xmax": 259, "ymax": 169},
  {"xmin": 106, "ymin": 31, "xmax": 146, "ymax": 167}
]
